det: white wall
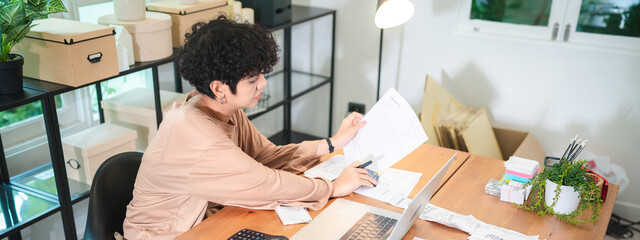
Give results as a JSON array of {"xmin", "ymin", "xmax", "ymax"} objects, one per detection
[{"xmin": 296, "ymin": 0, "xmax": 640, "ymax": 221}]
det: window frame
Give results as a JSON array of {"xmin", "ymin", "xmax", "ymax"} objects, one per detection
[{"xmin": 456, "ymin": 0, "xmax": 640, "ymax": 52}]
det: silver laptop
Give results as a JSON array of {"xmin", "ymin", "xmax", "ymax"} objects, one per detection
[{"xmin": 291, "ymin": 153, "xmax": 456, "ymax": 240}]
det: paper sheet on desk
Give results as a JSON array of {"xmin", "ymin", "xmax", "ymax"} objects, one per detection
[
  {"xmin": 344, "ymin": 88, "xmax": 428, "ymax": 172},
  {"xmin": 355, "ymin": 168, "xmax": 421, "ymax": 207},
  {"xmin": 304, "ymin": 155, "xmax": 350, "ymax": 180},
  {"xmin": 420, "ymin": 204, "xmax": 539, "ymax": 240},
  {"xmin": 275, "ymin": 206, "xmax": 312, "ymax": 225}
]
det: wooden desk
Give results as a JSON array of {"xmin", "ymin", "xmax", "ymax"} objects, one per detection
[
  {"xmin": 415, "ymin": 154, "xmax": 619, "ymax": 240},
  {"xmin": 177, "ymin": 144, "xmax": 469, "ymax": 239}
]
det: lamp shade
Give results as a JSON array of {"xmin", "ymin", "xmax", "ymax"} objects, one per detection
[{"xmin": 375, "ymin": 0, "xmax": 415, "ymax": 28}]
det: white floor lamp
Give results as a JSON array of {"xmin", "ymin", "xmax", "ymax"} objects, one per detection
[{"xmin": 375, "ymin": 0, "xmax": 415, "ymax": 100}]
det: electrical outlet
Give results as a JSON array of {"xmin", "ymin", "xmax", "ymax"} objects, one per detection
[{"xmin": 348, "ymin": 102, "xmax": 365, "ymax": 114}]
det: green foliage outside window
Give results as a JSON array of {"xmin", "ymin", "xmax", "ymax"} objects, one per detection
[
  {"xmin": 470, "ymin": 0, "xmax": 551, "ymax": 26},
  {"xmin": 577, "ymin": 0, "xmax": 640, "ymax": 37},
  {"xmin": 0, "ymin": 95, "xmax": 62, "ymax": 128}
]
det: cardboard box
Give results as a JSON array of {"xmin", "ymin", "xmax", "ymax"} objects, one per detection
[
  {"xmin": 15, "ymin": 18, "xmax": 119, "ymax": 87},
  {"xmin": 62, "ymin": 123, "xmax": 137, "ymax": 185},
  {"xmin": 98, "ymin": 12, "xmax": 173, "ymax": 62},
  {"xmin": 101, "ymin": 88, "xmax": 187, "ymax": 150},
  {"xmin": 420, "ymin": 74, "xmax": 546, "ymax": 165},
  {"xmin": 493, "ymin": 127, "xmax": 546, "ymax": 165},
  {"xmin": 420, "ymin": 75, "xmax": 463, "ymax": 146},
  {"xmin": 146, "ymin": 0, "xmax": 226, "ymax": 48}
]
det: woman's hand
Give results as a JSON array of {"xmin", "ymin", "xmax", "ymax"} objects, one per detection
[
  {"xmin": 330, "ymin": 112, "xmax": 366, "ymax": 149},
  {"xmin": 331, "ymin": 161, "xmax": 378, "ymax": 197}
]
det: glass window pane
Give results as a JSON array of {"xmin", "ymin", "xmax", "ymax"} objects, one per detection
[
  {"xmin": 577, "ymin": 0, "xmax": 640, "ymax": 37},
  {"xmin": 0, "ymin": 96, "xmax": 62, "ymax": 128},
  {"xmin": 0, "ymin": 185, "xmax": 58, "ymax": 235},
  {"xmin": 470, "ymin": 0, "xmax": 552, "ymax": 26}
]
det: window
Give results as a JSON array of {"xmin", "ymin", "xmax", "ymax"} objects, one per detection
[{"xmin": 458, "ymin": 0, "xmax": 640, "ymax": 51}]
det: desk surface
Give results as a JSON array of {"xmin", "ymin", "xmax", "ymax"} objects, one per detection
[
  {"xmin": 177, "ymin": 146, "xmax": 617, "ymax": 239},
  {"xmin": 418, "ymin": 154, "xmax": 619, "ymax": 240},
  {"xmin": 177, "ymin": 144, "xmax": 469, "ymax": 239}
]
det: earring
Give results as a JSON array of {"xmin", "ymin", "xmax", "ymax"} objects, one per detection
[{"xmin": 218, "ymin": 97, "xmax": 224, "ymax": 105}]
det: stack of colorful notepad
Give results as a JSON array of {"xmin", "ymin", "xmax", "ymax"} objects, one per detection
[
  {"xmin": 503, "ymin": 156, "xmax": 539, "ymax": 184},
  {"xmin": 499, "ymin": 156, "xmax": 539, "ymax": 204}
]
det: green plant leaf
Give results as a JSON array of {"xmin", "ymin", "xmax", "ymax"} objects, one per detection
[
  {"xmin": 0, "ymin": 0, "xmax": 66, "ymax": 62},
  {"xmin": 0, "ymin": 0, "xmax": 25, "ymax": 28}
]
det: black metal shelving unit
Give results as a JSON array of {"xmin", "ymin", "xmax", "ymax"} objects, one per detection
[{"xmin": 0, "ymin": 5, "xmax": 335, "ymax": 239}]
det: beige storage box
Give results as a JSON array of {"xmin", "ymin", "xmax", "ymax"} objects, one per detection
[
  {"xmin": 15, "ymin": 18, "xmax": 119, "ymax": 87},
  {"xmin": 62, "ymin": 123, "xmax": 137, "ymax": 185},
  {"xmin": 101, "ymin": 88, "xmax": 187, "ymax": 150},
  {"xmin": 146, "ymin": 0, "xmax": 227, "ymax": 47},
  {"xmin": 98, "ymin": 12, "xmax": 173, "ymax": 62}
]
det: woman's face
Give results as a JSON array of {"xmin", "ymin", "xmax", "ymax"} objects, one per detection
[{"xmin": 226, "ymin": 74, "xmax": 267, "ymax": 109}]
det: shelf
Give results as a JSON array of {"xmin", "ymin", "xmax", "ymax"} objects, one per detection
[
  {"xmin": 11, "ymin": 163, "xmax": 90, "ymax": 202},
  {"xmin": 269, "ymin": 6, "xmax": 336, "ymax": 31},
  {"xmin": 245, "ymin": 71, "xmax": 330, "ymax": 119},
  {"xmin": 0, "ymin": 5, "xmax": 336, "ymax": 239},
  {"xmin": 0, "ymin": 88, "xmax": 46, "ymax": 112}
]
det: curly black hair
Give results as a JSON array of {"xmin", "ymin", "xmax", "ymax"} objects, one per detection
[{"xmin": 178, "ymin": 15, "xmax": 279, "ymax": 99}]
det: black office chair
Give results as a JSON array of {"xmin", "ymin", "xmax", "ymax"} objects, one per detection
[{"xmin": 84, "ymin": 151, "xmax": 143, "ymax": 240}]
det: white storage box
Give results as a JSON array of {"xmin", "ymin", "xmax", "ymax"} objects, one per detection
[
  {"xmin": 62, "ymin": 123, "xmax": 137, "ymax": 185},
  {"xmin": 146, "ymin": 0, "xmax": 226, "ymax": 47},
  {"xmin": 15, "ymin": 18, "xmax": 119, "ymax": 87},
  {"xmin": 98, "ymin": 12, "xmax": 173, "ymax": 62},
  {"xmin": 101, "ymin": 88, "xmax": 187, "ymax": 150}
]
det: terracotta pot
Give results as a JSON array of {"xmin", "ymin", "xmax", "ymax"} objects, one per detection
[{"xmin": 0, "ymin": 53, "xmax": 24, "ymax": 95}]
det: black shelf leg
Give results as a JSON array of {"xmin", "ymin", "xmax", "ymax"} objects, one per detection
[
  {"xmin": 42, "ymin": 96, "xmax": 77, "ymax": 240},
  {"xmin": 283, "ymin": 27, "xmax": 292, "ymax": 143},
  {"xmin": 95, "ymin": 82, "xmax": 105, "ymax": 124},
  {"xmin": 174, "ymin": 62, "xmax": 183, "ymax": 93},
  {"xmin": 152, "ymin": 66, "xmax": 163, "ymax": 128}
]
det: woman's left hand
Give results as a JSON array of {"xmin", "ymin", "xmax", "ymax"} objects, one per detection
[{"xmin": 330, "ymin": 112, "xmax": 366, "ymax": 149}]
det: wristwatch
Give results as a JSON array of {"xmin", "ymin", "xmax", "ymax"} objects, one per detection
[{"xmin": 325, "ymin": 138, "xmax": 334, "ymax": 153}]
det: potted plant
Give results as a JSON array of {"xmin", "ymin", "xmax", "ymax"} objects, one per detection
[
  {"xmin": 0, "ymin": 0, "xmax": 67, "ymax": 95},
  {"xmin": 519, "ymin": 158, "xmax": 603, "ymax": 225}
]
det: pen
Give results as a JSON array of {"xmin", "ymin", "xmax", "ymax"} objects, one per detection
[{"xmin": 357, "ymin": 160, "xmax": 373, "ymax": 169}]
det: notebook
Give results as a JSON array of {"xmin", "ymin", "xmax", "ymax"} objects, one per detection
[{"xmin": 291, "ymin": 153, "xmax": 456, "ymax": 240}]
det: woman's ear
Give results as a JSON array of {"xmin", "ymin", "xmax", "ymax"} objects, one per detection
[{"xmin": 209, "ymin": 81, "xmax": 225, "ymax": 99}]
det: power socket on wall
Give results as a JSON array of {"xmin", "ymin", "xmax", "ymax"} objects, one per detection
[{"xmin": 348, "ymin": 102, "xmax": 365, "ymax": 114}]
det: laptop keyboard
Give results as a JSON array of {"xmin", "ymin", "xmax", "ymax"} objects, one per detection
[{"xmin": 340, "ymin": 212, "xmax": 397, "ymax": 240}]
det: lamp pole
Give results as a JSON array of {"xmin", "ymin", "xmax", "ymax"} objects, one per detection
[{"xmin": 376, "ymin": 28, "xmax": 383, "ymax": 101}]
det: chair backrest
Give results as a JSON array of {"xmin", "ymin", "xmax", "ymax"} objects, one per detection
[{"xmin": 84, "ymin": 151, "xmax": 143, "ymax": 240}]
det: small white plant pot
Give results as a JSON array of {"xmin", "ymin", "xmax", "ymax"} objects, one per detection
[{"xmin": 545, "ymin": 179, "xmax": 580, "ymax": 214}]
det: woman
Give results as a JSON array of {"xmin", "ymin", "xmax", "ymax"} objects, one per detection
[{"xmin": 123, "ymin": 16, "xmax": 377, "ymax": 240}]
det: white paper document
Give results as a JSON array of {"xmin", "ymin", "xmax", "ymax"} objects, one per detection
[
  {"xmin": 344, "ymin": 88, "xmax": 428, "ymax": 172},
  {"xmin": 303, "ymin": 155, "xmax": 351, "ymax": 180},
  {"xmin": 275, "ymin": 206, "xmax": 312, "ymax": 226},
  {"xmin": 420, "ymin": 204, "xmax": 539, "ymax": 240},
  {"xmin": 354, "ymin": 168, "xmax": 422, "ymax": 207}
]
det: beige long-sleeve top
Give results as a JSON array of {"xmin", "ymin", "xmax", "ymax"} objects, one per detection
[{"xmin": 123, "ymin": 94, "xmax": 333, "ymax": 240}]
